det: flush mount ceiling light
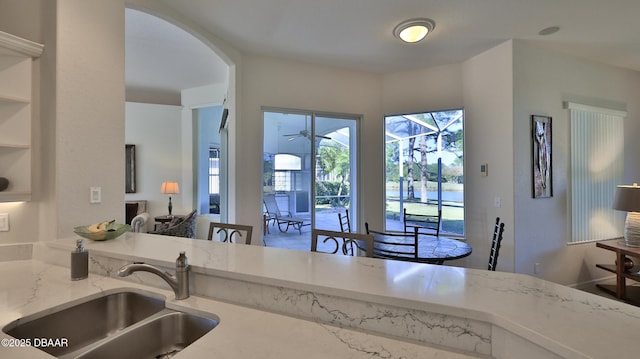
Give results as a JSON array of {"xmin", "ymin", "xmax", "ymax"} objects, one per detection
[{"xmin": 393, "ymin": 18, "xmax": 436, "ymax": 43}]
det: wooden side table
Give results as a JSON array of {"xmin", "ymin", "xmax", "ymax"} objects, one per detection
[{"xmin": 595, "ymin": 239, "xmax": 640, "ymax": 305}]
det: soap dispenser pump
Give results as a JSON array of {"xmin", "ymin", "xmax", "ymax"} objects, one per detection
[{"xmin": 71, "ymin": 239, "xmax": 88, "ymax": 280}]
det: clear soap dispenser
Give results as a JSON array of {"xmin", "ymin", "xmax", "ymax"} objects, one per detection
[{"xmin": 71, "ymin": 239, "xmax": 88, "ymax": 280}]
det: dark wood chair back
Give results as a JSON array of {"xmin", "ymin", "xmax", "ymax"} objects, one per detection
[
  {"xmin": 488, "ymin": 217, "xmax": 505, "ymax": 271},
  {"xmin": 403, "ymin": 208, "xmax": 441, "ymax": 236},
  {"xmin": 365, "ymin": 222, "xmax": 419, "ymax": 261},
  {"xmin": 338, "ymin": 209, "xmax": 351, "ymax": 233},
  {"xmin": 311, "ymin": 229, "xmax": 373, "ymax": 257},
  {"xmin": 208, "ymin": 222, "xmax": 253, "ymax": 245}
]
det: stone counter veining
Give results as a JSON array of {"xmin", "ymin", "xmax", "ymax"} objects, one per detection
[
  {"xmin": 36, "ymin": 233, "xmax": 640, "ymax": 358},
  {"xmin": 0, "ymin": 261, "xmax": 473, "ymax": 359}
]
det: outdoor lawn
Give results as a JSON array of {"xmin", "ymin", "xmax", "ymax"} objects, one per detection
[{"xmin": 386, "ymin": 181, "xmax": 464, "ymax": 235}]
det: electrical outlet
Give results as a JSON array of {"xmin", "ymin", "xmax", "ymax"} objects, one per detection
[
  {"xmin": 0, "ymin": 213, "xmax": 9, "ymax": 232},
  {"xmin": 534, "ymin": 262, "xmax": 541, "ymax": 274},
  {"xmin": 494, "ymin": 196, "xmax": 501, "ymax": 208}
]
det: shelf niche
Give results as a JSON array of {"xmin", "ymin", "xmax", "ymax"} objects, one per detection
[{"xmin": 0, "ymin": 31, "xmax": 43, "ymax": 202}]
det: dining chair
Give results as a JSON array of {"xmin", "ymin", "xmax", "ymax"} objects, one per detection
[
  {"xmin": 311, "ymin": 229, "xmax": 374, "ymax": 257},
  {"xmin": 488, "ymin": 217, "xmax": 505, "ymax": 271},
  {"xmin": 403, "ymin": 208, "xmax": 441, "ymax": 236},
  {"xmin": 207, "ymin": 222, "xmax": 254, "ymax": 245},
  {"xmin": 338, "ymin": 209, "xmax": 351, "ymax": 233},
  {"xmin": 365, "ymin": 222, "xmax": 419, "ymax": 261}
]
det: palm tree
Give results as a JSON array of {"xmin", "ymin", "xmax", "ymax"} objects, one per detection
[{"xmin": 316, "ymin": 144, "xmax": 350, "ymax": 206}]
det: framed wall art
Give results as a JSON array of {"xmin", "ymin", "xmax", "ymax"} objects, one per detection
[
  {"xmin": 125, "ymin": 144, "xmax": 136, "ymax": 193},
  {"xmin": 532, "ymin": 115, "xmax": 552, "ymax": 198}
]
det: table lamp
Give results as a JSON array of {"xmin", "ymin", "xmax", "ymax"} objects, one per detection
[
  {"xmin": 612, "ymin": 183, "xmax": 640, "ymax": 247},
  {"xmin": 160, "ymin": 181, "xmax": 180, "ymax": 216}
]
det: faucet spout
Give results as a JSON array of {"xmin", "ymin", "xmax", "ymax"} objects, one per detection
[{"xmin": 118, "ymin": 252, "xmax": 190, "ymax": 300}]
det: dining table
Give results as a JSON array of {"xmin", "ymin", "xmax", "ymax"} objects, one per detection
[
  {"xmin": 373, "ymin": 233, "xmax": 472, "ymax": 265},
  {"xmin": 416, "ymin": 235, "xmax": 472, "ymax": 264}
]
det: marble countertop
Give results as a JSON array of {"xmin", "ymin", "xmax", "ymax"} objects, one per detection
[
  {"xmin": 0, "ymin": 260, "xmax": 475, "ymax": 359},
  {"xmin": 42, "ymin": 233, "xmax": 640, "ymax": 358}
]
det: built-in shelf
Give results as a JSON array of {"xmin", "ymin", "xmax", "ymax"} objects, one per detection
[
  {"xmin": 0, "ymin": 31, "xmax": 43, "ymax": 203},
  {"xmin": 0, "ymin": 94, "xmax": 30, "ymax": 104}
]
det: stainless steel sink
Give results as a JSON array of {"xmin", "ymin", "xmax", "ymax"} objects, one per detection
[
  {"xmin": 3, "ymin": 290, "xmax": 165, "ymax": 357},
  {"xmin": 76, "ymin": 311, "xmax": 218, "ymax": 358},
  {"xmin": 2, "ymin": 289, "xmax": 218, "ymax": 358}
]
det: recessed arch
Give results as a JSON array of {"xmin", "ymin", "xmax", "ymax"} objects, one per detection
[{"xmin": 124, "ymin": 2, "xmax": 240, "ymax": 224}]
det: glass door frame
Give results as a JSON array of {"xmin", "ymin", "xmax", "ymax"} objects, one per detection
[{"xmin": 262, "ymin": 107, "xmax": 360, "ymax": 238}]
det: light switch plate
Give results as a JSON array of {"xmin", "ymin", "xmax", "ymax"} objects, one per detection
[
  {"xmin": 90, "ymin": 187, "xmax": 101, "ymax": 204},
  {"xmin": 0, "ymin": 213, "xmax": 9, "ymax": 232}
]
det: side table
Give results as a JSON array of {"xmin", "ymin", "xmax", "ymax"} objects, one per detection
[{"xmin": 595, "ymin": 239, "xmax": 640, "ymax": 305}]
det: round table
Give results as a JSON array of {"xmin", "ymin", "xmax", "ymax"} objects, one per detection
[
  {"xmin": 416, "ymin": 236, "xmax": 472, "ymax": 264},
  {"xmin": 372, "ymin": 234, "xmax": 472, "ymax": 265}
]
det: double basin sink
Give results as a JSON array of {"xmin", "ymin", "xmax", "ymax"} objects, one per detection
[{"xmin": 2, "ymin": 289, "xmax": 219, "ymax": 358}]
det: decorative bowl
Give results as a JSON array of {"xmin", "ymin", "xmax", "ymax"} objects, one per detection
[{"xmin": 73, "ymin": 223, "xmax": 131, "ymax": 241}]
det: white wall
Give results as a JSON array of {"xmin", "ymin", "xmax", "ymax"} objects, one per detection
[
  {"xmin": 462, "ymin": 41, "xmax": 515, "ymax": 271},
  {"xmin": 125, "ymin": 102, "xmax": 184, "ymax": 217},
  {"xmin": 512, "ymin": 40, "xmax": 640, "ymax": 285},
  {"xmin": 55, "ymin": 0, "xmax": 126, "ymax": 238},
  {"xmin": 382, "ymin": 63, "xmax": 464, "ymax": 115}
]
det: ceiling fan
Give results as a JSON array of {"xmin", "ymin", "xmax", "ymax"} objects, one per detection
[{"xmin": 283, "ymin": 122, "xmax": 331, "ymax": 141}]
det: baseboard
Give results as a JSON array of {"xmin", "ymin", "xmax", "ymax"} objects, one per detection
[{"xmin": 570, "ymin": 275, "xmax": 616, "ymax": 291}]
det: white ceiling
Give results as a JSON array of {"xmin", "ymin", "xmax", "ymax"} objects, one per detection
[
  {"xmin": 125, "ymin": 8, "xmax": 228, "ymax": 104},
  {"xmin": 126, "ymin": 0, "xmax": 640, "ymax": 102}
]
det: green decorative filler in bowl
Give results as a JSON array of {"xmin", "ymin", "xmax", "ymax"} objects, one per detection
[{"xmin": 74, "ymin": 221, "xmax": 131, "ymax": 241}]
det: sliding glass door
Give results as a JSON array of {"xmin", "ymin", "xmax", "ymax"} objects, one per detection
[
  {"xmin": 263, "ymin": 109, "xmax": 358, "ymax": 248},
  {"xmin": 314, "ymin": 115, "xmax": 357, "ymax": 232}
]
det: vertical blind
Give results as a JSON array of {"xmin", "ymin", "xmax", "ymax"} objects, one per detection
[{"xmin": 568, "ymin": 102, "xmax": 626, "ymax": 243}]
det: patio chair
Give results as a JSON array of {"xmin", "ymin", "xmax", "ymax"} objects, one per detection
[
  {"xmin": 207, "ymin": 222, "xmax": 254, "ymax": 245},
  {"xmin": 263, "ymin": 194, "xmax": 310, "ymax": 234},
  {"xmin": 338, "ymin": 209, "xmax": 351, "ymax": 233},
  {"xmin": 403, "ymin": 207, "xmax": 441, "ymax": 236},
  {"xmin": 311, "ymin": 229, "xmax": 373, "ymax": 257}
]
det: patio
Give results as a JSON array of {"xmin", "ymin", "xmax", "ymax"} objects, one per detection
[{"xmin": 262, "ymin": 207, "xmax": 407, "ymax": 252}]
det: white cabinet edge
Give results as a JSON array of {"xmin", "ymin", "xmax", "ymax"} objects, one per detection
[{"xmin": 0, "ymin": 31, "xmax": 43, "ymax": 58}]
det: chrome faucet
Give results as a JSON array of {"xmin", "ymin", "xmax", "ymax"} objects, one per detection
[{"xmin": 117, "ymin": 251, "xmax": 190, "ymax": 300}]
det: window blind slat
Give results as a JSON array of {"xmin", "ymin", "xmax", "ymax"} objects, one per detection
[{"xmin": 570, "ymin": 107, "xmax": 625, "ymax": 243}]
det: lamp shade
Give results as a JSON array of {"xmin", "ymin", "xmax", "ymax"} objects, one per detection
[
  {"xmin": 161, "ymin": 181, "xmax": 180, "ymax": 195},
  {"xmin": 612, "ymin": 184, "xmax": 640, "ymax": 212},
  {"xmin": 613, "ymin": 183, "xmax": 640, "ymax": 247}
]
